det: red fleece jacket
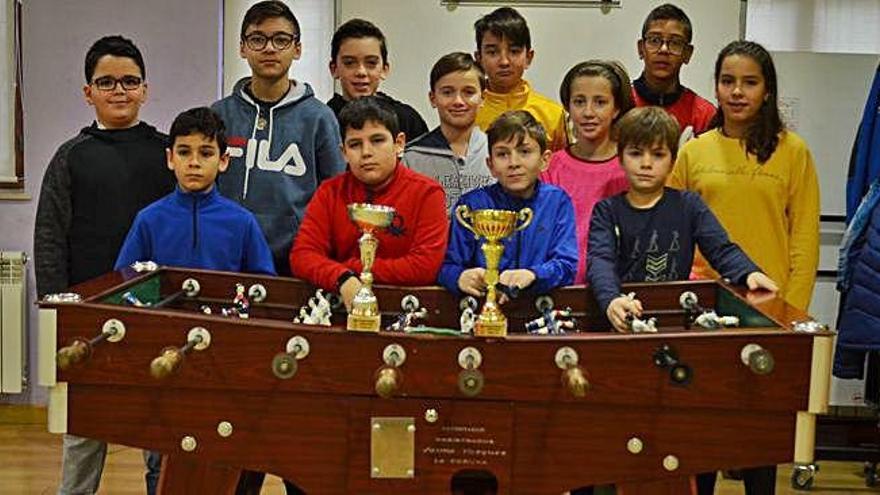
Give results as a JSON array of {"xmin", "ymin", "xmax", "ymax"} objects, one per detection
[{"xmin": 290, "ymin": 163, "xmax": 448, "ymax": 290}]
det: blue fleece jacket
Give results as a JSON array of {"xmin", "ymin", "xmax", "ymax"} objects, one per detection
[
  {"xmin": 438, "ymin": 182, "xmax": 577, "ymax": 295},
  {"xmin": 114, "ymin": 186, "xmax": 275, "ymax": 275},
  {"xmin": 212, "ymin": 78, "xmax": 346, "ymax": 275}
]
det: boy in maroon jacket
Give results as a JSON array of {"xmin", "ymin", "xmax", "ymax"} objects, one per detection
[{"xmin": 290, "ymin": 96, "xmax": 448, "ymax": 308}]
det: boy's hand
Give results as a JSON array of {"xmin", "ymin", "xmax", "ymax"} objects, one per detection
[
  {"xmin": 746, "ymin": 272, "xmax": 779, "ymax": 293},
  {"xmin": 606, "ymin": 295, "xmax": 643, "ymax": 333},
  {"xmin": 339, "ymin": 277, "xmax": 363, "ymax": 311},
  {"xmin": 458, "ymin": 268, "xmax": 487, "ymax": 297},
  {"xmin": 498, "ymin": 269, "xmax": 536, "ymax": 304}
]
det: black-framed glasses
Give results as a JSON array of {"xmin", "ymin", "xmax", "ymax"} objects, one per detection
[
  {"xmin": 243, "ymin": 32, "xmax": 298, "ymax": 51},
  {"xmin": 642, "ymin": 34, "xmax": 689, "ymax": 55},
  {"xmin": 92, "ymin": 75, "xmax": 143, "ymax": 92}
]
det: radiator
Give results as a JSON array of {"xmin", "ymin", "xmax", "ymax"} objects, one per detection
[{"xmin": 0, "ymin": 251, "xmax": 27, "ymax": 393}]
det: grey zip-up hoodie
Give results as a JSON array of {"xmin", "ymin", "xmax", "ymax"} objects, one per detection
[
  {"xmin": 402, "ymin": 127, "xmax": 493, "ymax": 213},
  {"xmin": 212, "ymin": 78, "xmax": 346, "ymax": 275}
]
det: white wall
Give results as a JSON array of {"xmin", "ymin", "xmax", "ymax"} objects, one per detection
[
  {"xmin": 337, "ymin": 0, "xmax": 742, "ymax": 128},
  {"xmin": 0, "ymin": 0, "xmax": 220, "ymax": 406}
]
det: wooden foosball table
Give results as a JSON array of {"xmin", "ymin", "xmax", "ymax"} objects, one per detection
[{"xmin": 38, "ymin": 266, "xmax": 834, "ymax": 494}]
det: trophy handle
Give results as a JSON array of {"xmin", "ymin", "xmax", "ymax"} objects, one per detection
[
  {"xmin": 515, "ymin": 208, "xmax": 534, "ymax": 232},
  {"xmin": 455, "ymin": 205, "xmax": 479, "ymax": 238}
]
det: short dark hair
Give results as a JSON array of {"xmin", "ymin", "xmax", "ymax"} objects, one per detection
[
  {"xmin": 487, "ymin": 110, "xmax": 547, "ymax": 152},
  {"xmin": 429, "ymin": 52, "xmax": 486, "ymax": 91},
  {"xmin": 614, "ymin": 106, "xmax": 680, "ymax": 159},
  {"xmin": 641, "ymin": 3, "xmax": 693, "ymax": 43},
  {"xmin": 84, "ymin": 35, "xmax": 145, "ymax": 83},
  {"xmin": 559, "ymin": 60, "xmax": 634, "ymax": 123},
  {"xmin": 338, "ymin": 96, "xmax": 400, "ymax": 142},
  {"xmin": 169, "ymin": 107, "xmax": 228, "ymax": 155},
  {"xmin": 331, "ymin": 18, "xmax": 388, "ymax": 64},
  {"xmin": 474, "ymin": 7, "xmax": 531, "ymax": 52},
  {"xmin": 240, "ymin": 1, "xmax": 300, "ymax": 40}
]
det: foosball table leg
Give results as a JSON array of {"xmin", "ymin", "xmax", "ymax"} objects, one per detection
[
  {"xmin": 157, "ymin": 454, "xmax": 241, "ymax": 495},
  {"xmin": 616, "ymin": 475, "xmax": 697, "ymax": 495}
]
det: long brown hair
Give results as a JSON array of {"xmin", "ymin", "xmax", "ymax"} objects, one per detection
[{"xmin": 709, "ymin": 40, "xmax": 784, "ymax": 164}]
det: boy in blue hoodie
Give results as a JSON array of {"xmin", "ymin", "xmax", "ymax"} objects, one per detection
[
  {"xmin": 115, "ymin": 107, "xmax": 274, "ymax": 274},
  {"xmin": 212, "ymin": 0, "xmax": 346, "ymax": 276},
  {"xmin": 438, "ymin": 110, "xmax": 577, "ymax": 298}
]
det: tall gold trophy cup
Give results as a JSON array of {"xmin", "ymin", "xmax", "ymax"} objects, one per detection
[
  {"xmin": 347, "ymin": 203, "xmax": 396, "ymax": 332},
  {"xmin": 455, "ymin": 206, "xmax": 533, "ymax": 337}
]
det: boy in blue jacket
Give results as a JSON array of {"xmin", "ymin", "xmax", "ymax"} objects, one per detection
[
  {"xmin": 438, "ymin": 110, "xmax": 577, "ymax": 298},
  {"xmin": 115, "ymin": 107, "xmax": 274, "ymax": 275},
  {"xmin": 114, "ymin": 106, "xmax": 275, "ymax": 495},
  {"xmin": 587, "ymin": 106, "xmax": 777, "ymax": 332}
]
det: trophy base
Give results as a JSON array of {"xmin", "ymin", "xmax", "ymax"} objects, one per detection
[
  {"xmin": 475, "ymin": 318, "xmax": 507, "ymax": 338},
  {"xmin": 347, "ymin": 313, "xmax": 381, "ymax": 332}
]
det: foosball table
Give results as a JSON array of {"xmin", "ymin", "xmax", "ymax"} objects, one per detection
[{"xmin": 38, "ymin": 265, "xmax": 834, "ymax": 494}]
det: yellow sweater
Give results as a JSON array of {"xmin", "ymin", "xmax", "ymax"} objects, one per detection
[
  {"xmin": 476, "ymin": 80, "xmax": 568, "ymax": 151},
  {"xmin": 670, "ymin": 129, "xmax": 820, "ymax": 310}
]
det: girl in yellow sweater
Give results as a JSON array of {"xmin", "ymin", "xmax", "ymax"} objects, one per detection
[
  {"xmin": 671, "ymin": 40, "xmax": 819, "ymax": 312},
  {"xmin": 670, "ymin": 39, "xmax": 819, "ymax": 495}
]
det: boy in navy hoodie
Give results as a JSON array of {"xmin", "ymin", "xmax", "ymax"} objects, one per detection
[
  {"xmin": 587, "ymin": 106, "xmax": 776, "ymax": 332},
  {"xmin": 34, "ymin": 34, "xmax": 175, "ymax": 495},
  {"xmin": 438, "ymin": 110, "xmax": 577, "ymax": 298},
  {"xmin": 114, "ymin": 107, "xmax": 274, "ymax": 275},
  {"xmin": 212, "ymin": 0, "xmax": 346, "ymax": 276}
]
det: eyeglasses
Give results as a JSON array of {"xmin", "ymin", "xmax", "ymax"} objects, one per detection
[
  {"xmin": 243, "ymin": 32, "xmax": 298, "ymax": 51},
  {"xmin": 91, "ymin": 75, "xmax": 143, "ymax": 92},
  {"xmin": 642, "ymin": 35, "xmax": 689, "ymax": 56}
]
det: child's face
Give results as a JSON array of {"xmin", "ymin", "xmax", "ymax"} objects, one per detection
[
  {"xmin": 239, "ymin": 17, "xmax": 301, "ymax": 82},
  {"xmin": 429, "ymin": 69, "xmax": 483, "ymax": 131},
  {"xmin": 567, "ymin": 75, "xmax": 619, "ymax": 144},
  {"xmin": 343, "ymin": 120, "xmax": 405, "ymax": 188},
  {"xmin": 330, "ymin": 37, "xmax": 389, "ymax": 100},
  {"xmin": 476, "ymin": 32, "xmax": 533, "ymax": 93},
  {"xmin": 620, "ymin": 141, "xmax": 673, "ymax": 195},
  {"xmin": 167, "ymin": 132, "xmax": 229, "ymax": 193},
  {"xmin": 716, "ymin": 54, "xmax": 767, "ymax": 129},
  {"xmin": 82, "ymin": 55, "xmax": 147, "ymax": 129},
  {"xmin": 487, "ymin": 133, "xmax": 550, "ymax": 199},
  {"xmin": 637, "ymin": 20, "xmax": 692, "ymax": 83}
]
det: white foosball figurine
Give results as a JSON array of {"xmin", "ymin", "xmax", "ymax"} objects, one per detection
[
  {"xmin": 630, "ymin": 316, "xmax": 658, "ymax": 333},
  {"xmin": 460, "ymin": 307, "xmax": 476, "ymax": 334},
  {"xmin": 694, "ymin": 311, "xmax": 740, "ymax": 329},
  {"xmin": 293, "ymin": 289, "xmax": 333, "ymax": 326}
]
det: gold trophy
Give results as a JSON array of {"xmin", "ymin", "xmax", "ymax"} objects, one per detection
[
  {"xmin": 455, "ymin": 206, "xmax": 533, "ymax": 337},
  {"xmin": 347, "ymin": 203, "xmax": 396, "ymax": 332}
]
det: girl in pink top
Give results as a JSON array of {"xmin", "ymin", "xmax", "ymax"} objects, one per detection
[{"xmin": 541, "ymin": 60, "xmax": 634, "ymax": 283}]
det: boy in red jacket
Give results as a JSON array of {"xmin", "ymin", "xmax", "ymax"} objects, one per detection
[{"xmin": 290, "ymin": 96, "xmax": 448, "ymax": 308}]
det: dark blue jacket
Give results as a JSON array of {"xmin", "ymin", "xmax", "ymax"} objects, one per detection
[
  {"xmin": 437, "ymin": 182, "xmax": 577, "ymax": 295},
  {"xmin": 835, "ymin": 186, "xmax": 880, "ymax": 378},
  {"xmin": 587, "ymin": 188, "xmax": 760, "ymax": 312},
  {"xmin": 114, "ymin": 186, "xmax": 275, "ymax": 275},
  {"xmin": 846, "ymin": 65, "xmax": 880, "ymax": 223}
]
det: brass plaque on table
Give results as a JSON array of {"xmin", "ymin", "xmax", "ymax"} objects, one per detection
[{"xmin": 370, "ymin": 417, "xmax": 415, "ymax": 479}]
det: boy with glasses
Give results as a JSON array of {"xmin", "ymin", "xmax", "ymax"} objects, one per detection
[
  {"xmin": 34, "ymin": 35, "xmax": 175, "ymax": 495},
  {"xmin": 633, "ymin": 3, "xmax": 716, "ymax": 137},
  {"xmin": 212, "ymin": 0, "xmax": 345, "ymax": 278}
]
